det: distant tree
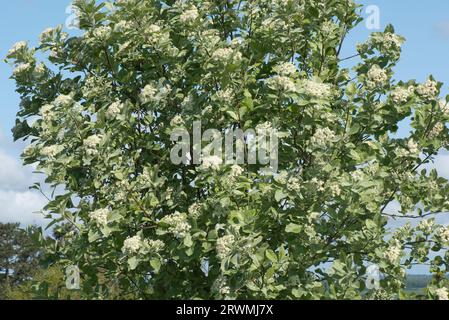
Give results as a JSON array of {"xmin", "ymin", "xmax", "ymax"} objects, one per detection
[{"xmin": 0, "ymin": 223, "xmax": 42, "ymax": 298}]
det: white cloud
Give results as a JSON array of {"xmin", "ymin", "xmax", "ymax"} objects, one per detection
[
  {"xmin": 0, "ymin": 126, "xmax": 48, "ymax": 226},
  {"xmin": 0, "ymin": 190, "xmax": 48, "ymax": 226}
]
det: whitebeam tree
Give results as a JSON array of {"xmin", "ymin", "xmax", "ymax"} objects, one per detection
[{"xmin": 7, "ymin": 0, "xmax": 449, "ymax": 300}]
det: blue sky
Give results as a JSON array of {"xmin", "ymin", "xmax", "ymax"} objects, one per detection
[{"xmin": 0, "ymin": 0, "xmax": 449, "ymax": 271}]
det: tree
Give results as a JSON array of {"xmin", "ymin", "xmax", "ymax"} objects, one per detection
[
  {"xmin": 0, "ymin": 223, "xmax": 41, "ymax": 298},
  {"xmin": 7, "ymin": 0, "xmax": 449, "ymax": 299}
]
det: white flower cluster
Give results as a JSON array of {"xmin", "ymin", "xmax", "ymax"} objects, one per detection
[
  {"xmin": 273, "ymin": 62, "xmax": 297, "ymax": 76},
  {"xmin": 41, "ymin": 145, "xmax": 62, "ymax": 159},
  {"xmin": 41, "ymin": 104, "xmax": 54, "ymax": 121},
  {"xmin": 89, "ymin": 208, "xmax": 109, "ymax": 226},
  {"xmin": 266, "ymin": 75, "xmax": 297, "ymax": 92},
  {"xmin": 321, "ymin": 20, "xmax": 338, "ymax": 36},
  {"xmin": 211, "ymin": 47, "xmax": 242, "ymax": 64},
  {"xmin": 311, "ymin": 127, "xmax": 336, "ymax": 147},
  {"xmin": 390, "ymin": 86, "xmax": 414, "ymax": 104},
  {"xmin": 429, "ymin": 123, "xmax": 444, "ymax": 139},
  {"xmin": 407, "ymin": 139, "xmax": 419, "ymax": 155},
  {"xmin": 7, "ymin": 41, "xmax": 27, "ymax": 57},
  {"xmin": 229, "ymin": 164, "xmax": 244, "ymax": 177},
  {"xmin": 122, "ymin": 235, "xmax": 143, "ymax": 254},
  {"xmin": 170, "ymin": 115, "xmax": 185, "ymax": 127},
  {"xmin": 106, "ymin": 101, "xmax": 124, "ymax": 119},
  {"xmin": 311, "ymin": 178, "xmax": 325, "ymax": 192},
  {"xmin": 417, "ymin": 219, "xmax": 434, "ymax": 234},
  {"xmin": 302, "ymin": 80, "xmax": 333, "ymax": 99},
  {"xmin": 13, "ymin": 63, "xmax": 32, "ymax": 77},
  {"xmin": 287, "ymin": 177, "xmax": 301, "ymax": 193},
  {"xmin": 435, "ymin": 288, "xmax": 449, "ymax": 300},
  {"xmin": 416, "ymin": 79, "xmax": 438, "ymax": 100},
  {"xmin": 188, "ymin": 203, "xmax": 202, "ymax": 219},
  {"xmin": 215, "ymin": 88, "xmax": 234, "ymax": 104},
  {"xmin": 180, "ymin": 6, "xmax": 199, "ymax": 24},
  {"xmin": 54, "ymin": 94, "xmax": 73, "ymax": 107},
  {"xmin": 91, "ymin": 25, "xmax": 112, "ymax": 42},
  {"xmin": 275, "ymin": 170, "xmax": 288, "ymax": 184},
  {"xmin": 147, "ymin": 239, "xmax": 165, "ymax": 253},
  {"xmin": 384, "ymin": 244, "xmax": 402, "ymax": 263},
  {"xmin": 140, "ymin": 83, "xmax": 171, "ymax": 104},
  {"xmin": 366, "ymin": 65, "xmax": 388, "ymax": 89},
  {"xmin": 162, "ymin": 212, "xmax": 191, "ymax": 238},
  {"xmin": 216, "ymin": 235, "xmax": 235, "ymax": 260},
  {"xmin": 330, "ymin": 184, "xmax": 342, "ymax": 197},
  {"xmin": 380, "ymin": 32, "xmax": 403, "ymax": 50},
  {"xmin": 40, "ymin": 27, "xmax": 56, "ymax": 44},
  {"xmin": 439, "ymin": 100, "xmax": 449, "ymax": 114},
  {"xmin": 201, "ymin": 155, "xmax": 223, "ymax": 171},
  {"xmin": 438, "ymin": 226, "xmax": 449, "ymax": 245},
  {"xmin": 84, "ymin": 135, "xmax": 103, "ymax": 156},
  {"xmin": 82, "ymin": 76, "xmax": 113, "ymax": 100}
]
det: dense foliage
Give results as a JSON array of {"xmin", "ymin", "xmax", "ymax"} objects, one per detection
[{"xmin": 7, "ymin": 0, "xmax": 449, "ymax": 299}]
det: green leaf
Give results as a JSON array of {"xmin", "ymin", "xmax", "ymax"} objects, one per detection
[
  {"xmin": 265, "ymin": 249, "xmax": 278, "ymax": 263},
  {"xmin": 128, "ymin": 256, "xmax": 139, "ymax": 270},
  {"xmin": 285, "ymin": 223, "xmax": 302, "ymax": 234},
  {"xmin": 150, "ymin": 258, "xmax": 161, "ymax": 273}
]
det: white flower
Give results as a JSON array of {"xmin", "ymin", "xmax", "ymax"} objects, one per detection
[
  {"xmin": 53, "ymin": 94, "xmax": 73, "ymax": 107},
  {"xmin": 41, "ymin": 145, "xmax": 61, "ymax": 159},
  {"xmin": 41, "ymin": 104, "xmax": 54, "ymax": 121},
  {"xmin": 381, "ymin": 33, "xmax": 404, "ymax": 49},
  {"xmin": 89, "ymin": 208, "xmax": 109, "ymax": 226},
  {"xmin": 188, "ymin": 203, "xmax": 202, "ymax": 219},
  {"xmin": 267, "ymin": 75, "xmax": 297, "ymax": 92},
  {"xmin": 439, "ymin": 100, "xmax": 449, "ymax": 114},
  {"xmin": 7, "ymin": 41, "xmax": 27, "ymax": 57},
  {"xmin": 302, "ymin": 80, "xmax": 333, "ymax": 99},
  {"xmin": 416, "ymin": 79, "xmax": 438, "ymax": 100},
  {"xmin": 106, "ymin": 101, "xmax": 124, "ymax": 119},
  {"xmin": 438, "ymin": 226, "xmax": 449, "ymax": 245},
  {"xmin": 215, "ymin": 88, "xmax": 234, "ymax": 103},
  {"xmin": 92, "ymin": 25, "xmax": 111, "ymax": 42},
  {"xmin": 384, "ymin": 244, "xmax": 402, "ymax": 263},
  {"xmin": 287, "ymin": 177, "xmax": 301, "ymax": 192},
  {"xmin": 407, "ymin": 139, "xmax": 419, "ymax": 155},
  {"xmin": 429, "ymin": 123, "xmax": 444, "ymax": 139},
  {"xmin": 212, "ymin": 47, "xmax": 242, "ymax": 64},
  {"xmin": 140, "ymin": 84, "xmax": 158, "ymax": 103},
  {"xmin": 170, "ymin": 115, "xmax": 185, "ymax": 127},
  {"xmin": 435, "ymin": 288, "xmax": 449, "ymax": 300},
  {"xmin": 311, "ymin": 127, "xmax": 336, "ymax": 147},
  {"xmin": 216, "ymin": 235, "xmax": 235, "ymax": 260},
  {"xmin": 391, "ymin": 86, "xmax": 413, "ymax": 104},
  {"xmin": 330, "ymin": 184, "xmax": 341, "ymax": 197},
  {"xmin": 13, "ymin": 63, "xmax": 32, "ymax": 76},
  {"xmin": 274, "ymin": 62, "xmax": 297, "ymax": 76},
  {"xmin": 84, "ymin": 135, "xmax": 103, "ymax": 156},
  {"xmin": 418, "ymin": 219, "xmax": 434, "ymax": 234},
  {"xmin": 122, "ymin": 235, "xmax": 143, "ymax": 254},
  {"xmin": 148, "ymin": 24, "xmax": 161, "ymax": 34},
  {"xmin": 40, "ymin": 28, "xmax": 56, "ymax": 44},
  {"xmin": 366, "ymin": 65, "xmax": 388, "ymax": 89},
  {"xmin": 147, "ymin": 239, "xmax": 165, "ymax": 253},
  {"xmin": 201, "ymin": 155, "xmax": 223, "ymax": 170},
  {"xmin": 161, "ymin": 212, "xmax": 191, "ymax": 239},
  {"xmin": 34, "ymin": 63, "xmax": 47, "ymax": 78},
  {"xmin": 180, "ymin": 6, "xmax": 199, "ymax": 24},
  {"xmin": 230, "ymin": 165, "xmax": 244, "ymax": 177}
]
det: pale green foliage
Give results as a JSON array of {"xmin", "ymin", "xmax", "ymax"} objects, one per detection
[{"xmin": 7, "ymin": 0, "xmax": 449, "ymax": 299}]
